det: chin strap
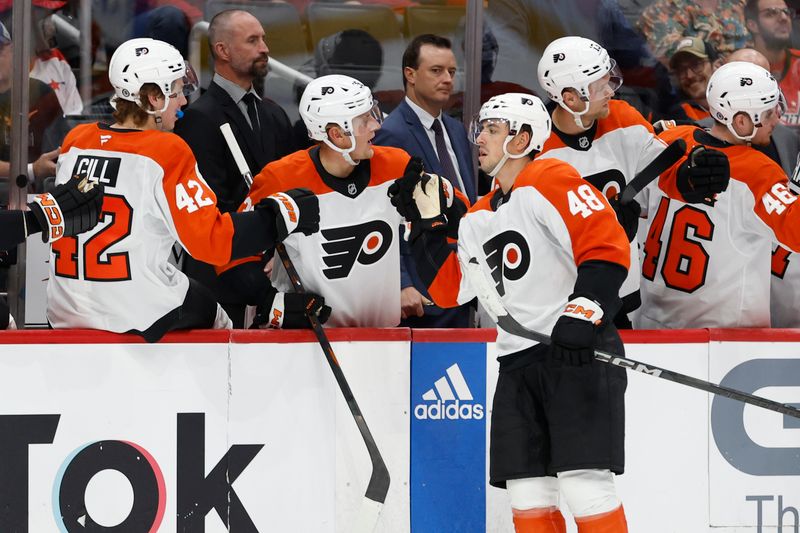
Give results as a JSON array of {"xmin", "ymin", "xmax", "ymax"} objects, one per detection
[
  {"xmin": 559, "ymin": 100, "xmax": 594, "ymax": 131},
  {"xmin": 322, "ymin": 136, "xmax": 359, "ymax": 166},
  {"xmin": 488, "ymin": 136, "xmax": 536, "ymax": 177}
]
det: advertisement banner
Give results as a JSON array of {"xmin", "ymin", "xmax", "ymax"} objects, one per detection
[
  {"xmin": 411, "ymin": 340, "xmax": 488, "ymax": 533},
  {"xmin": 709, "ymin": 340, "xmax": 800, "ymax": 529}
]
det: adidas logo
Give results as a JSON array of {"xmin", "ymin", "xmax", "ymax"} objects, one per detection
[{"xmin": 414, "ymin": 364, "xmax": 485, "ymax": 420}]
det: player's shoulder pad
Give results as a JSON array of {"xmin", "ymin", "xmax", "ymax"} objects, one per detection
[
  {"xmin": 252, "ymin": 148, "xmax": 330, "ymax": 195},
  {"xmin": 369, "ymin": 145, "xmax": 412, "ymax": 186},
  {"xmin": 514, "ymin": 157, "xmax": 583, "ymax": 191},
  {"xmin": 61, "ymin": 123, "xmax": 103, "ymax": 150},
  {"xmin": 600, "ymin": 99, "xmax": 654, "ymax": 133}
]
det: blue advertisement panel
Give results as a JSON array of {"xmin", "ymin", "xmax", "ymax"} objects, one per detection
[{"xmin": 410, "ymin": 341, "xmax": 487, "ymax": 533}]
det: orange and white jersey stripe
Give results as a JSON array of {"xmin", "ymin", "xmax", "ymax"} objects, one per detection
[
  {"xmin": 234, "ymin": 145, "xmax": 411, "ymax": 327},
  {"xmin": 638, "ymin": 125, "xmax": 800, "ymax": 328},
  {"xmin": 47, "ymin": 123, "xmax": 241, "ymax": 334},
  {"xmin": 432, "ymin": 158, "xmax": 629, "ymax": 356},
  {"xmin": 537, "ymin": 99, "xmax": 668, "ymax": 303}
]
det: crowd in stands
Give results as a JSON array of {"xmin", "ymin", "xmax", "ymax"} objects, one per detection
[{"xmin": 2, "ymin": 0, "xmax": 800, "ymax": 333}]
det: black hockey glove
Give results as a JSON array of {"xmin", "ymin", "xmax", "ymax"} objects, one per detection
[
  {"xmin": 28, "ymin": 176, "xmax": 104, "ymax": 243},
  {"xmin": 549, "ymin": 294, "xmax": 604, "ymax": 366},
  {"xmin": 251, "ymin": 290, "xmax": 332, "ymax": 329},
  {"xmin": 608, "ymin": 195, "xmax": 641, "ymax": 242},
  {"xmin": 387, "ymin": 156, "xmax": 425, "ymax": 221},
  {"xmin": 676, "ymin": 146, "xmax": 730, "ymax": 204},
  {"xmin": 257, "ymin": 188, "xmax": 320, "ymax": 242}
]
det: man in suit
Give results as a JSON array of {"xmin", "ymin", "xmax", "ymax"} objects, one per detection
[
  {"xmin": 373, "ymin": 34, "xmax": 477, "ymax": 328},
  {"xmin": 174, "ymin": 9, "xmax": 295, "ymax": 326}
]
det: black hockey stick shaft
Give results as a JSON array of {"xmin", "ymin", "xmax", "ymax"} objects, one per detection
[
  {"xmin": 221, "ymin": 126, "xmax": 389, "ymax": 531},
  {"xmin": 620, "ymin": 138, "xmax": 687, "ymax": 204},
  {"xmin": 276, "ymin": 244, "xmax": 391, "ymax": 518},
  {"xmin": 494, "ymin": 313, "xmax": 800, "ymax": 419},
  {"xmin": 464, "ymin": 257, "xmax": 800, "ymax": 419}
]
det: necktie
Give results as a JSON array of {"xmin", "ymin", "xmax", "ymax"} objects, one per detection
[
  {"xmin": 430, "ymin": 118, "xmax": 462, "ymax": 192},
  {"xmin": 242, "ymin": 93, "xmax": 261, "ymax": 135}
]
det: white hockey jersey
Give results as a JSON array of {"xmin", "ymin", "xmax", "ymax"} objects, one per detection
[
  {"xmin": 48, "ymin": 123, "xmax": 243, "ymax": 333},
  {"xmin": 637, "ymin": 126, "xmax": 800, "ymax": 329},
  {"xmin": 537, "ymin": 100, "xmax": 667, "ymax": 303},
  {"xmin": 426, "ymin": 158, "xmax": 630, "ymax": 356},
  {"xmin": 226, "ymin": 145, "xmax": 409, "ymax": 328}
]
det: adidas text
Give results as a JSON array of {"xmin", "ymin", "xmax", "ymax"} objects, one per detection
[{"xmin": 414, "ymin": 400, "xmax": 484, "ymax": 420}]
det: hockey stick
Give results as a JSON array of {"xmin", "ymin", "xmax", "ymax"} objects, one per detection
[
  {"xmin": 276, "ymin": 244, "xmax": 391, "ymax": 532},
  {"xmin": 220, "ymin": 126, "xmax": 390, "ymax": 532},
  {"xmin": 620, "ymin": 138, "xmax": 686, "ymax": 204},
  {"xmin": 463, "ymin": 255, "xmax": 800, "ymax": 419},
  {"xmin": 219, "ymin": 123, "xmax": 253, "ymax": 188}
]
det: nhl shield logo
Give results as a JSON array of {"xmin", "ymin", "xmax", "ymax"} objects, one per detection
[
  {"xmin": 347, "ymin": 182, "xmax": 358, "ymax": 196},
  {"xmin": 578, "ymin": 136, "xmax": 590, "ymax": 149}
]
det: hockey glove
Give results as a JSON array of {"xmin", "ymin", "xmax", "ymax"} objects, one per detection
[
  {"xmin": 549, "ymin": 295, "xmax": 604, "ymax": 366},
  {"xmin": 676, "ymin": 146, "xmax": 730, "ymax": 203},
  {"xmin": 28, "ymin": 176, "xmax": 104, "ymax": 243},
  {"xmin": 387, "ymin": 156, "xmax": 425, "ymax": 221},
  {"xmin": 252, "ymin": 290, "xmax": 332, "ymax": 329},
  {"xmin": 257, "ymin": 188, "xmax": 320, "ymax": 242},
  {"xmin": 608, "ymin": 195, "xmax": 641, "ymax": 242}
]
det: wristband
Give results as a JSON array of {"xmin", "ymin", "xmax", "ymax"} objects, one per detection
[
  {"xmin": 266, "ymin": 292, "xmax": 285, "ymax": 329},
  {"xmin": 31, "ymin": 192, "xmax": 65, "ymax": 243},
  {"xmin": 561, "ymin": 296, "xmax": 604, "ymax": 325}
]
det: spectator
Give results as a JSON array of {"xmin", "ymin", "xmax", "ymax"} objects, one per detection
[
  {"xmin": 745, "ymin": 0, "xmax": 800, "ymax": 128},
  {"xmin": 0, "ymin": 20, "xmax": 62, "ymax": 185},
  {"xmin": 667, "ymin": 36, "xmax": 722, "ymax": 121},
  {"xmin": 373, "ymin": 34, "xmax": 476, "ymax": 328},
  {"xmin": 638, "ymin": 0, "xmax": 751, "ymax": 63},
  {"xmin": 173, "ymin": 9, "xmax": 295, "ymax": 327}
]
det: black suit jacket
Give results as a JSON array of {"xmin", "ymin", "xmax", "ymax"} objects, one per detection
[
  {"xmin": 173, "ymin": 81, "xmax": 295, "ymax": 325},
  {"xmin": 174, "ymin": 80, "xmax": 295, "ymax": 212}
]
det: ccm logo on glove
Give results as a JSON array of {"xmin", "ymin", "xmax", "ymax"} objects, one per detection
[{"xmin": 562, "ymin": 296, "xmax": 604, "ymax": 324}]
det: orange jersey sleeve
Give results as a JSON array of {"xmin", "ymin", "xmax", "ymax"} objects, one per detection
[{"xmin": 520, "ymin": 158, "xmax": 631, "ymax": 270}]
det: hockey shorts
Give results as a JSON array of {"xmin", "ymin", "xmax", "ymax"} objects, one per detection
[{"xmin": 488, "ymin": 324, "xmax": 627, "ymax": 488}]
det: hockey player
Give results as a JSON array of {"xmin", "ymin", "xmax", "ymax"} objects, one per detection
[
  {"xmin": 46, "ymin": 38, "xmax": 320, "ymax": 341},
  {"xmin": 218, "ymin": 74, "xmax": 464, "ymax": 328},
  {"xmin": 638, "ymin": 61, "xmax": 800, "ymax": 328},
  {"xmin": 536, "ymin": 36, "xmax": 730, "ymax": 328},
  {"xmin": 389, "ymin": 93, "xmax": 631, "ymax": 532}
]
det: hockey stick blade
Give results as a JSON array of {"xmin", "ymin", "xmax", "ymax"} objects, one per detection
[
  {"xmin": 464, "ymin": 256, "xmax": 800, "ymax": 419},
  {"xmin": 276, "ymin": 244, "xmax": 390, "ymax": 532},
  {"xmin": 620, "ymin": 138, "xmax": 686, "ymax": 204}
]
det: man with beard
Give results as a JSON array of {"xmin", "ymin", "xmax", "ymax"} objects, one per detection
[
  {"xmin": 174, "ymin": 9, "xmax": 295, "ymax": 326},
  {"xmin": 745, "ymin": 0, "xmax": 800, "ymax": 128},
  {"xmin": 666, "ymin": 36, "xmax": 722, "ymax": 121}
]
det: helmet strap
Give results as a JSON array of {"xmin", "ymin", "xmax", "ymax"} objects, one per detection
[
  {"xmin": 322, "ymin": 134, "xmax": 359, "ymax": 166},
  {"xmin": 558, "ymin": 99, "xmax": 593, "ymax": 131},
  {"xmin": 726, "ymin": 116, "xmax": 758, "ymax": 143},
  {"xmin": 488, "ymin": 136, "xmax": 533, "ymax": 177}
]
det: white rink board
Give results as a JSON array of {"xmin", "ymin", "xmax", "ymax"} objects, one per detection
[
  {"xmin": 0, "ymin": 337, "xmax": 409, "ymax": 533},
  {"xmin": 485, "ymin": 338, "xmax": 800, "ymax": 533}
]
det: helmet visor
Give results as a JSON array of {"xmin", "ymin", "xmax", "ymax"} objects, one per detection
[
  {"xmin": 350, "ymin": 102, "xmax": 383, "ymax": 135},
  {"xmin": 587, "ymin": 60, "xmax": 623, "ymax": 101},
  {"xmin": 468, "ymin": 115, "xmax": 511, "ymax": 145},
  {"xmin": 181, "ymin": 63, "xmax": 199, "ymax": 97}
]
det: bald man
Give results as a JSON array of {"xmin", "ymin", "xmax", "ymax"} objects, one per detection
[{"xmin": 173, "ymin": 9, "xmax": 295, "ymax": 327}]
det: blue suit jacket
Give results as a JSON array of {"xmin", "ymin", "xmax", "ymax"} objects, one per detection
[
  {"xmin": 375, "ymin": 99, "xmax": 477, "ymax": 202},
  {"xmin": 374, "ymin": 99, "xmax": 477, "ymax": 327}
]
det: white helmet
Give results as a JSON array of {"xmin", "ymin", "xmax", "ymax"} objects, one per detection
[
  {"xmin": 537, "ymin": 36, "xmax": 622, "ymax": 129},
  {"xmin": 108, "ymin": 38, "xmax": 196, "ymax": 114},
  {"xmin": 469, "ymin": 93, "xmax": 551, "ymax": 176},
  {"xmin": 299, "ymin": 74, "xmax": 382, "ymax": 165},
  {"xmin": 706, "ymin": 61, "xmax": 786, "ymax": 142}
]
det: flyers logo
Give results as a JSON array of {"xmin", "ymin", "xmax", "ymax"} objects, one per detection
[
  {"xmin": 740, "ymin": 77, "xmax": 753, "ymax": 86},
  {"xmin": 583, "ymin": 168, "xmax": 626, "ymax": 199},
  {"xmin": 135, "ymin": 47, "xmax": 149, "ymax": 56},
  {"xmin": 483, "ymin": 230, "xmax": 530, "ymax": 296},
  {"xmin": 322, "ymin": 86, "xmax": 335, "ymax": 95},
  {"xmin": 321, "ymin": 220, "xmax": 393, "ymax": 279},
  {"xmin": 552, "ymin": 53, "xmax": 566, "ymax": 63}
]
